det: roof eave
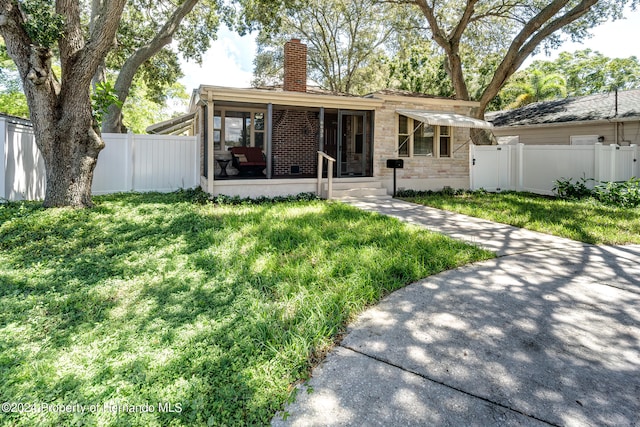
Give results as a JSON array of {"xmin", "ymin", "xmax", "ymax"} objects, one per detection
[
  {"xmin": 146, "ymin": 112, "xmax": 195, "ymax": 134},
  {"xmin": 197, "ymin": 85, "xmax": 383, "ymax": 109}
]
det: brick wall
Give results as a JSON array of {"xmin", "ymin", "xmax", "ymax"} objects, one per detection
[
  {"xmin": 272, "ymin": 109, "xmax": 319, "ymax": 176},
  {"xmin": 283, "ymin": 39, "xmax": 307, "ymax": 93}
]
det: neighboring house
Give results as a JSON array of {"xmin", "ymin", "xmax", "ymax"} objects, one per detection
[
  {"xmin": 487, "ymin": 89, "xmax": 640, "ymax": 146},
  {"xmin": 150, "ymin": 39, "xmax": 492, "ymax": 198}
]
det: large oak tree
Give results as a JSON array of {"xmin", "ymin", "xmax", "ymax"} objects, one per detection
[
  {"xmin": 1, "ymin": 0, "xmax": 127, "ymax": 207},
  {"xmin": 403, "ymin": 0, "xmax": 635, "ymax": 117},
  {"xmin": 0, "ymin": 0, "xmax": 285, "ymax": 207}
]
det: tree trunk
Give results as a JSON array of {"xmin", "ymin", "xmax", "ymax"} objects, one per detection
[
  {"xmin": 39, "ymin": 117, "xmax": 104, "ymax": 208},
  {"xmin": 102, "ymin": 103, "xmax": 125, "ymax": 133},
  {"xmin": 25, "ymin": 66, "xmax": 105, "ymax": 207}
]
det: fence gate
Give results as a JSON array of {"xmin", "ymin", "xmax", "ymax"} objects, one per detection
[{"xmin": 470, "ymin": 145, "xmax": 511, "ymax": 192}]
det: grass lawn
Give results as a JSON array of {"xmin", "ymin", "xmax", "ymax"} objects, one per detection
[
  {"xmin": 0, "ymin": 191, "xmax": 492, "ymax": 426},
  {"xmin": 400, "ymin": 191, "xmax": 640, "ymax": 245}
]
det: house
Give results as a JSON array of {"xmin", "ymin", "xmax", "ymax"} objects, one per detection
[
  {"xmin": 486, "ymin": 89, "xmax": 640, "ymax": 146},
  {"xmin": 151, "ymin": 39, "xmax": 492, "ymax": 198}
]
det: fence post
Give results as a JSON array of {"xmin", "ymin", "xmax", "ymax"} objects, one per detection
[
  {"xmin": 0, "ymin": 117, "xmax": 6, "ymax": 201},
  {"xmin": 516, "ymin": 143, "xmax": 524, "ymax": 191},
  {"xmin": 127, "ymin": 131, "xmax": 135, "ymax": 191},
  {"xmin": 610, "ymin": 144, "xmax": 619, "ymax": 182},
  {"xmin": 593, "ymin": 143, "xmax": 602, "ymax": 183},
  {"xmin": 469, "ymin": 143, "xmax": 475, "ymax": 190}
]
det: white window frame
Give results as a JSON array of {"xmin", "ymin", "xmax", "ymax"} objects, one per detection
[{"xmin": 397, "ymin": 115, "xmax": 452, "ymax": 158}]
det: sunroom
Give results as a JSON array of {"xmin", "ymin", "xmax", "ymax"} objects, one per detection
[{"xmin": 190, "ymin": 85, "xmax": 381, "ymax": 197}]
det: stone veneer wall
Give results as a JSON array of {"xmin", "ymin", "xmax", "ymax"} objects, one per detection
[
  {"xmin": 272, "ymin": 109, "xmax": 320, "ymax": 177},
  {"xmin": 374, "ymin": 99, "xmax": 474, "ymax": 190}
]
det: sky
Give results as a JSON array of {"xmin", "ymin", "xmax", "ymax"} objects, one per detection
[{"xmin": 178, "ymin": 7, "xmax": 640, "ymax": 97}]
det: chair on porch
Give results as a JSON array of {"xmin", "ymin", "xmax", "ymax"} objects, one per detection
[{"xmin": 230, "ymin": 147, "xmax": 267, "ymax": 176}]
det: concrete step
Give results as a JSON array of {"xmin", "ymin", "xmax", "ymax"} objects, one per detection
[
  {"xmin": 331, "ymin": 187, "xmax": 389, "ymax": 198},
  {"xmin": 322, "ymin": 179, "xmax": 384, "ymax": 191}
]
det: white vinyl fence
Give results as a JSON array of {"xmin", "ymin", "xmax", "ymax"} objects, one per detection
[
  {"xmin": 1, "ymin": 116, "xmax": 199, "ymax": 201},
  {"xmin": 470, "ymin": 143, "xmax": 639, "ymax": 195}
]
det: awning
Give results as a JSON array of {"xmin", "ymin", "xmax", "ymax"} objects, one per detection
[
  {"xmin": 396, "ymin": 109, "xmax": 493, "ymax": 129},
  {"xmin": 146, "ymin": 112, "xmax": 195, "ymax": 135}
]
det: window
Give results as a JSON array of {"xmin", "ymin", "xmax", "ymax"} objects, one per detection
[
  {"xmin": 439, "ymin": 126, "xmax": 451, "ymax": 157},
  {"xmin": 254, "ymin": 113, "xmax": 265, "ymax": 150},
  {"xmin": 225, "ymin": 111, "xmax": 250, "ymax": 148},
  {"xmin": 414, "ymin": 123, "xmax": 434, "ymax": 156},
  {"xmin": 214, "ymin": 113, "xmax": 222, "ymax": 150},
  {"xmin": 217, "ymin": 110, "xmax": 267, "ymax": 151},
  {"xmin": 397, "ymin": 116, "xmax": 452, "ymax": 158},
  {"xmin": 398, "ymin": 115, "xmax": 409, "ymax": 157}
]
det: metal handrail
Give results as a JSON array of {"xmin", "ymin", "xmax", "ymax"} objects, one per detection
[{"xmin": 317, "ymin": 151, "xmax": 336, "ymax": 199}]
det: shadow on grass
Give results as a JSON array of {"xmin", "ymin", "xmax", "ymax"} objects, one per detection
[
  {"xmin": 404, "ymin": 192, "xmax": 640, "ymax": 245},
  {"xmin": 0, "ymin": 193, "xmax": 491, "ymax": 426}
]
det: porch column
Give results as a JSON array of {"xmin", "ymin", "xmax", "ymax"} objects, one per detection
[
  {"xmin": 198, "ymin": 103, "xmax": 205, "ymax": 188},
  {"xmin": 206, "ymin": 94, "xmax": 215, "ymax": 193},
  {"xmin": 266, "ymin": 103, "xmax": 273, "ymax": 179},
  {"xmin": 319, "ymin": 107, "xmax": 325, "ymax": 152}
]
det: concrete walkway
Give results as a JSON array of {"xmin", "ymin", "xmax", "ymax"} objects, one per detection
[{"xmin": 272, "ymin": 198, "xmax": 640, "ymax": 427}]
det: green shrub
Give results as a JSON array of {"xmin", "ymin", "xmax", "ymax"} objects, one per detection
[
  {"xmin": 211, "ymin": 192, "xmax": 320, "ymax": 205},
  {"xmin": 553, "ymin": 176, "xmax": 640, "ymax": 208},
  {"xmin": 593, "ymin": 178, "xmax": 640, "ymax": 208},
  {"xmin": 552, "ymin": 176, "xmax": 594, "ymax": 199}
]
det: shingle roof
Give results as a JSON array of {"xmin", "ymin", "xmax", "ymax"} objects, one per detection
[
  {"xmin": 366, "ymin": 89, "xmax": 454, "ymax": 100},
  {"xmin": 486, "ymin": 89, "xmax": 640, "ymax": 127}
]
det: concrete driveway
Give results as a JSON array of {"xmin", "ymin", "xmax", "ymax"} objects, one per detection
[{"xmin": 272, "ymin": 198, "xmax": 640, "ymax": 426}]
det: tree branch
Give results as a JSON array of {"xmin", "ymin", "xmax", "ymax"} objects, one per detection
[
  {"xmin": 101, "ymin": 0, "xmax": 198, "ymax": 132},
  {"xmin": 478, "ymin": 0, "xmax": 598, "ymax": 112},
  {"xmin": 78, "ymin": 0, "xmax": 127, "ymax": 85},
  {"xmin": 0, "ymin": 0, "xmax": 33, "ymax": 80},
  {"xmin": 113, "ymin": 0, "xmax": 199, "ymax": 101},
  {"xmin": 450, "ymin": 0, "xmax": 478, "ymax": 43}
]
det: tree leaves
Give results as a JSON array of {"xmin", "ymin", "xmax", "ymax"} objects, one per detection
[
  {"xmin": 19, "ymin": 0, "xmax": 65, "ymax": 48},
  {"xmin": 495, "ymin": 49, "xmax": 640, "ymax": 110},
  {"xmin": 91, "ymin": 81, "xmax": 123, "ymax": 126},
  {"xmin": 252, "ymin": 0, "xmax": 405, "ymax": 95},
  {"xmin": 502, "ymin": 69, "xmax": 567, "ymax": 108}
]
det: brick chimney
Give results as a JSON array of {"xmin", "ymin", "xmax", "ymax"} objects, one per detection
[{"xmin": 283, "ymin": 38, "xmax": 307, "ymax": 92}]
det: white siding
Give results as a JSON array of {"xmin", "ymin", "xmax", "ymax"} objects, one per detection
[{"xmin": 492, "ymin": 121, "xmax": 640, "ymax": 146}]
